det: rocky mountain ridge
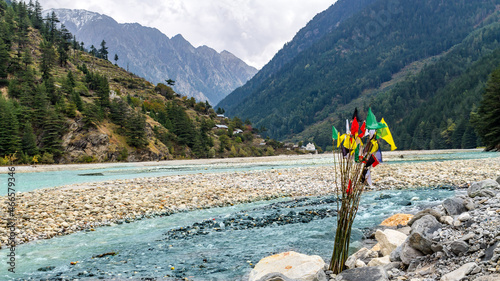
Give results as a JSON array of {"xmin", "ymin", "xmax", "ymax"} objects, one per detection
[{"xmin": 45, "ymin": 8, "xmax": 257, "ymax": 105}]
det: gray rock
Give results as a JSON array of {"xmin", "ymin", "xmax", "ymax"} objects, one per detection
[
  {"xmin": 473, "ymin": 274, "xmax": 500, "ymax": 281},
  {"xmin": 482, "ymin": 241, "xmax": 500, "ymax": 261},
  {"xmin": 440, "ymin": 216, "xmax": 453, "ymax": 225},
  {"xmin": 255, "ymin": 273, "xmax": 300, "ymax": 281},
  {"xmin": 468, "ymin": 179, "xmax": 500, "ymax": 198},
  {"xmin": 337, "ymin": 266, "xmax": 388, "ymax": 281},
  {"xmin": 431, "ymin": 243, "xmax": 443, "ymax": 252},
  {"xmin": 442, "ymin": 197, "xmax": 467, "ymax": 216},
  {"xmin": 496, "ymin": 176, "xmax": 500, "ymax": 185},
  {"xmin": 440, "ymin": 262, "xmax": 477, "ymax": 281},
  {"xmin": 382, "ymin": 262, "xmax": 401, "ymax": 272},
  {"xmin": 408, "ymin": 231, "xmax": 434, "ymax": 255},
  {"xmin": 411, "ymin": 215, "xmax": 442, "ymax": 239},
  {"xmin": 397, "ymin": 239, "xmax": 425, "ymax": 265},
  {"xmin": 461, "ymin": 196, "xmax": 475, "ymax": 211},
  {"xmin": 407, "ymin": 209, "xmax": 441, "ymax": 226},
  {"xmin": 450, "ymin": 240, "xmax": 469, "ymax": 255},
  {"xmin": 458, "ymin": 212, "xmax": 471, "ymax": 221},
  {"xmin": 345, "ymin": 248, "xmax": 377, "ymax": 269}
]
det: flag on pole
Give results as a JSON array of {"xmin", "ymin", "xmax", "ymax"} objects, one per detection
[
  {"xmin": 366, "ymin": 108, "xmax": 387, "ymax": 130},
  {"xmin": 332, "ymin": 126, "xmax": 339, "ymax": 140},
  {"xmin": 351, "ymin": 117, "xmax": 359, "ymax": 136},
  {"xmin": 359, "ymin": 121, "xmax": 366, "ymax": 137},
  {"xmin": 378, "ymin": 118, "xmax": 397, "ymax": 151}
]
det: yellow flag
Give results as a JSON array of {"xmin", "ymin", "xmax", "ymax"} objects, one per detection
[
  {"xmin": 338, "ymin": 134, "xmax": 346, "ymax": 148},
  {"xmin": 378, "ymin": 118, "xmax": 397, "ymax": 151},
  {"xmin": 370, "ymin": 139, "xmax": 379, "ymax": 154}
]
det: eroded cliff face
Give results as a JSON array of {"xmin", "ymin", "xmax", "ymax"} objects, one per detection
[{"xmin": 61, "ymin": 119, "xmax": 170, "ymax": 164}]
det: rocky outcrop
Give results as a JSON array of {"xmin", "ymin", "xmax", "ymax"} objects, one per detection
[
  {"xmin": 332, "ymin": 178, "xmax": 500, "ymax": 281},
  {"xmin": 249, "ymin": 251, "xmax": 327, "ymax": 281},
  {"xmin": 60, "ymin": 117, "xmax": 170, "ymax": 163}
]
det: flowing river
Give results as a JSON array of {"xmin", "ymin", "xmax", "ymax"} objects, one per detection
[{"xmin": 0, "ymin": 149, "xmax": 498, "ymax": 280}]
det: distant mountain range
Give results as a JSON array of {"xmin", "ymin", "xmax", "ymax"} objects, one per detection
[
  {"xmin": 219, "ymin": 0, "xmax": 500, "ymax": 151},
  {"xmin": 46, "ymin": 8, "xmax": 257, "ymax": 105}
]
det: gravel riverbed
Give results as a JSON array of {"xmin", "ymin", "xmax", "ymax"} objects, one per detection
[{"xmin": 0, "ymin": 155, "xmax": 499, "ymax": 248}]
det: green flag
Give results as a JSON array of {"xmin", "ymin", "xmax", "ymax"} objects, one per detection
[
  {"xmin": 332, "ymin": 126, "xmax": 339, "ymax": 140},
  {"xmin": 366, "ymin": 108, "xmax": 387, "ymax": 130},
  {"xmin": 354, "ymin": 143, "xmax": 360, "ymax": 162}
]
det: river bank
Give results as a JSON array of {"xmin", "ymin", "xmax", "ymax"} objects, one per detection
[{"xmin": 0, "ymin": 153, "xmax": 498, "ymax": 248}]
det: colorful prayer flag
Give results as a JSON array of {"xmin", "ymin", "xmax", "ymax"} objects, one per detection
[
  {"xmin": 351, "ymin": 117, "xmax": 359, "ymax": 136},
  {"xmin": 359, "ymin": 121, "xmax": 366, "ymax": 137},
  {"xmin": 377, "ymin": 118, "xmax": 397, "ymax": 151},
  {"xmin": 332, "ymin": 126, "xmax": 339, "ymax": 140},
  {"xmin": 366, "ymin": 108, "xmax": 387, "ymax": 130}
]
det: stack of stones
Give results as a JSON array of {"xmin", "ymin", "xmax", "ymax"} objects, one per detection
[{"xmin": 326, "ymin": 177, "xmax": 500, "ymax": 281}]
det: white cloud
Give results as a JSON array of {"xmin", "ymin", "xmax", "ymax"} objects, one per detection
[{"xmin": 39, "ymin": 0, "xmax": 335, "ymax": 69}]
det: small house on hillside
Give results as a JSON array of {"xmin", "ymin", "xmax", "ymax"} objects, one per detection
[{"xmin": 214, "ymin": 124, "xmax": 229, "ymax": 130}]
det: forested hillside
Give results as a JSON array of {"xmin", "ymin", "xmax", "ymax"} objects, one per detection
[
  {"xmin": 219, "ymin": 0, "xmax": 500, "ymax": 151},
  {"xmin": 0, "ymin": 0, "xmax": 281, "ymax": 165}
]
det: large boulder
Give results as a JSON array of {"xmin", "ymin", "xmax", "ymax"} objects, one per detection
[
  {"xmin": 408, "ymin": 231, "xmax": 434, "ymax": 255},
  {"xmin": 407, "ymin": 209, "xmax": 441, "ymax": 226},
  {"xmin": 410, "ymin": 215, "xmax": 442, "ymax": 239},
  {"xmin": 440, "ymin": 262, "xmax": 477, "ymax": 281},
  {"xmin": 375, "ymin": 229, "xmax": 408, "ymax": 256},
  {"xmin": 248, "ymin": 251, "xmax": 327, "ymax": 281},
  {"xmin": 496, "ymin": 176, "xmax": 500, "ymax": 185},
  {"xmin": 390, "ymin": 238, "xmax": 424, "ymax": 265},
  {"xmin": 468, "ymin": 179, "xmax": 500, "ymax": 198},
  {"xmin": 337, "ymin": 266, "xmax": 389, "ymax": 281},
  {"xmin": 442, "ymin": 197, "xmax": 467, "ymax": 216}
]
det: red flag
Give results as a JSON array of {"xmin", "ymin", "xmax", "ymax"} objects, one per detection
[
  {"xmin": 372, "ymin": 155, "xmax": 380, "ymax": 168},
  {"xmin": 351, "ymin": 117, "xmax": 359, "ymax": 136},
  {"xmin": 346, "ymin": 179, "xmax": 352, "ymax": 195},
  {"xmin": 359, "ymin": 121, "xmax": 366, "ymax": 137}
]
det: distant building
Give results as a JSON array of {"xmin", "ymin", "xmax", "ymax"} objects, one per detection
[
  {"xmin": 214, "ymin": 124, "xmax": 228, "ymax": 129},
  {"xmin": 305, "ymin": 143, "xmax": 316, "ymax": 152},
  {"xmin": 233, "ymin": 129, "xmax": 243, "ymax": 134}
]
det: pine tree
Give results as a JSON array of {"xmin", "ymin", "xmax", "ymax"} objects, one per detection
[
  {"xmin": 97, "ymin": 75, "xmax": 110, "ymax": 108},
  {"xmin": 125, "ymin": 111, "xmax": 148, "ymax": 148},
  {"xmin": 0, "ymin": 96, "xmax": 20, "ymax": 156},
  {"xmin": 40, "ymin": 40, "xmax": 56, "ymax": 80},
  {"xmin": 99, "ymin": 40, "xmax": 108, "ymax": 60},
  {"xmin": 41, "ymin": 109, "xmax": 65, "ymax": 157},
  {"xmin": 0, "ymin": 38, "xmax": 9, "ymax": 86},
  {"xmin": 21, "ymin": 121, "xmax": 38, "ymax": 156},
  {"xmin": 472, "ymin": 67, "xmax": 500, "ymax": 150}
]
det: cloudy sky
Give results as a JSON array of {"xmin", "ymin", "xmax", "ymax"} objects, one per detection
[{"xmin": 38, "ymin": 0, "xmax": 335, "ymax": 69}]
